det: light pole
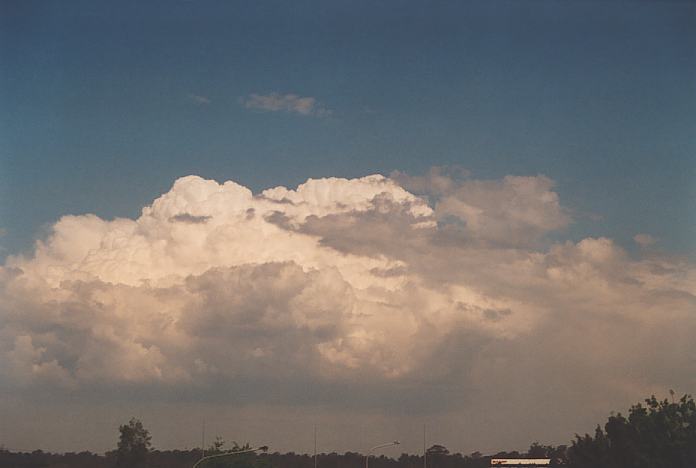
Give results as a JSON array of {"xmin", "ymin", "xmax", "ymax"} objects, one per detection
[
  {"xmin": 365, "ymin": 441, "xmax": 400, "ymax": 468},
  {"xmin": 193, "ymin": 445, "xmax": 269, "ymax": 468}
]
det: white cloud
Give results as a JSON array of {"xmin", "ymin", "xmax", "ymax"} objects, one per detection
[
  {"xmin": 1, "ymin": 170, "xmax": 694, "ymax": 452},
  {"xmin": 188, "ymin": 94, "xmax": 211, "ymax": 105},
  {"xmin": 243, "ymin": 93, "xmax": 331, "ymax": 117}
]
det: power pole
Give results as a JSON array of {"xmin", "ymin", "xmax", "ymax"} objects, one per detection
[
  {"xmin": 202, "ymin": 419, "xmax": 206, "ymax": 458},
  {"xmin": 423, "ymin": 424, "xmax": 426, "ymax": 468}
]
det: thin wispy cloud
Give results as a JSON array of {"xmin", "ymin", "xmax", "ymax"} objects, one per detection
[
  {"xmin": 243, "ymin": 92, "xmax": 331, "ymax": 117},
  {"xmin": 188, "ymin": 93, "xmax": 211, "ymax": 105},
  {"xmin": 634, "ymin": 233, "xmax": 657, "ymax": 247}
]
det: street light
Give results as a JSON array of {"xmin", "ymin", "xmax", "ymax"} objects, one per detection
[
  {"xmin": 193, "ymin": 445, "xmax": 269, "ymax": 468},
  {"xmin": 365, "ymin": 441, "xmax": 400, "ymax": 468}
]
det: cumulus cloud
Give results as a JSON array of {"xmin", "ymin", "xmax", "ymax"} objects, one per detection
[
  {"xmin": 394, "ymin": 167, "xmax": 571, "ymax": 246},
  {"xmin": 1, "ymin": 170, "xmax": 695, "ymax": 451},
  {"xmin": 243, "ymin": 93, "xmax": 331, "ymax": 117}
]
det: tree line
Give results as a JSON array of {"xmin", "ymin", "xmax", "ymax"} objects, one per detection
[{"xmin": 1, "ymin": 393, "xmax": 694, "ymax": 468}]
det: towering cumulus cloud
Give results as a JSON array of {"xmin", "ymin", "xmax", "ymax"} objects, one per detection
[{"xmin": 1, "ymin": 171, "xmax": 695, "ymax": 442}]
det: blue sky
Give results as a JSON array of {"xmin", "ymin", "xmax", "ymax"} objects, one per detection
[{"xmin": 2, "ymin": 0, "xmax": 695, "ymax": 258}]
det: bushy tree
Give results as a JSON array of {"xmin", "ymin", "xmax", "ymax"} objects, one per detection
[
  {"xmin": 426, "ymin": 444, "xmax": 449, "ymax": 457},
  {"xmin": 526, "ymin": 442, "xmax": 568, "ymax": 465},
  {"xmin": 207, "ymin": 436, "xmax": 227, "ymax": 455},
  {"xmin": 568, "ymin": 393, "xmax": 696, "ymax": 468},
  {"xmin": 115, "ymin": 417, "xmax": 152, "ymax": 467}
]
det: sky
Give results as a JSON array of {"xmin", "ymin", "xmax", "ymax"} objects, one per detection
[{"xmin": 0, "ymin": 0, "xmax": 695, "ymax": 456}]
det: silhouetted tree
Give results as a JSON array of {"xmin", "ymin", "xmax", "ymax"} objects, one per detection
[
  {"xmin": 197, "ymin": 441, "xmax": 271, "ymax": 468},
  {"xmin": 526, "ymin": 442, "xmax": 567, "ymax": 465},
  {"xmin": 426, "ymin": 445, "xmax": 449, "ymax": 457},
  {"xmin": 425, "ymin": 444, "xmax": 449, "ymax": 468},
  {"xmin": 568, "ymin": 393, "xmax": 696, "ymax": 468},
  {"xmin": 115, "ymin": 417, "xmax": 152, "ymax": 467},
  {"xmin": 207, "ymin": 436, "xmax": 227, "ymax": 455}
]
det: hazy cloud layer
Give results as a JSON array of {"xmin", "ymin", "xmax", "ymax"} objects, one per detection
[
  {"xmin": 243, "ymin": 93, "xmax": 331, "ymax": 117},
  {"xmin": 1, "ymin": 170, "xmax": 694, "ymax": 451}
]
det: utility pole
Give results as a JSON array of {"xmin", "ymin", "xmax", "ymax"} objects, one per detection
[
  {"xmin": 314, "ymin": 424, "xmax": 318, "ymax": 468},
  {"xmin": 201, "ymin": 419, "xmax": 206, "ymax": 458},
  {"xmin": 423, "ymin": 424, "xmax": 426, "ymax": 468}
]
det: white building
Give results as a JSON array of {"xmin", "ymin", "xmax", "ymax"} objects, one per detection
[{"xmin": 490, "ymin": 459, "xmax": 551, "ymax": 467}]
